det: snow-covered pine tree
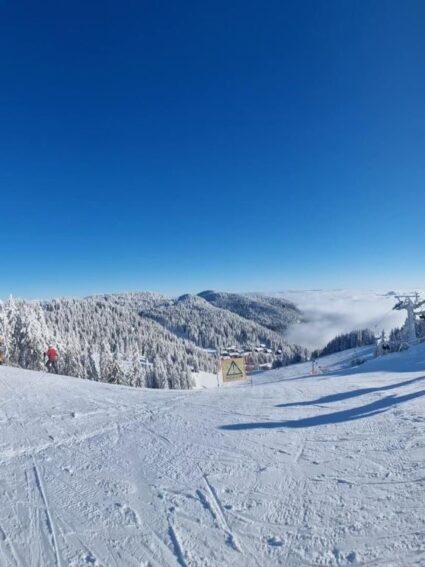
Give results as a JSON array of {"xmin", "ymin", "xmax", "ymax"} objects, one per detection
[
  {"xmin": 85, "ymin": 344, "xmax": 99, "ymax": 381},
  {"xmin": 127, "ymin": 347, "xmax": 147, "ymax": 388},
  {"xmin": 99, "ymin": 341, "xmax": 125, "ymax": 384},
  {"xmin": 61, "ymin": 337, "xmax": 83, "ymax": 377},
  {"xmin": 152, "ymin": 355, "xmax": 168, "ymax": 389}
]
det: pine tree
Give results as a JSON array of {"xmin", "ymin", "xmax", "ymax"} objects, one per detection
[
  {"xmin": 152, "ymin": 356, "xmax": 168, "ymax": 389},
  {"xmin": 127, "ymin": 347, "xmax": 146, "ymax": 388},
  {"xmin": 86, "ymin": 344, "xmax": 99, "ymax": 381},
  {"xmin": 99, "ymin": 342, "xmax": 125, "ymax": 384}
]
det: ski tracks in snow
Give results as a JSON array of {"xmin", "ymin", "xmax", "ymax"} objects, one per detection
[
  {"xmin": 0, "ymin": 375, "xmax": 64, "ymax": 566},
  {"xmin": 31, "ymin": 461, "xmax": 62, "ymax": 567},
  {"xmin": 197, "ymin": 466, "xmax": 243, "ymax": 554},
  {"xmin": 2, "ymin": 347, "xmax": 425, "ymax": 566}
]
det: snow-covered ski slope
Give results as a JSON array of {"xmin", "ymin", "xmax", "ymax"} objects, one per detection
[{"xmin": 1, "ymin": 344, "xmax": 425, "ymax": 567}]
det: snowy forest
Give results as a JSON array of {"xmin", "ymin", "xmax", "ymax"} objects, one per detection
[
  {"xmin": 0, "ymin": 291, "xmax": 308, "ymax": 389},
  {"xmin": 312, "ymin": 329, "xmax": 377, "ymax": 358}
]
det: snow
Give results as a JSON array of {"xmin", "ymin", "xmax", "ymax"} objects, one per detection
[
  {"xmin": 192, "ymin": 370, "xmax": 219, "ymax": 389},
  {"xmin": 2, "ymin": 343, "xmax": 425, "ymax": 566}
]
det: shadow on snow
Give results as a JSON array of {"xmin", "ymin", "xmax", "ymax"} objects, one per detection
[
  {"xmin": 276, "ymin": 375, "xmax": 425, "ymax": 408},
  {"xmin": 220, "ymin": 389, "xmax": 425, "ymax": 430}
]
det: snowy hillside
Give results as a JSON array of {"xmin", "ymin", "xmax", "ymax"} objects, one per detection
[
  {"xmin": 2, "ymin": 343, "xmax": 425, "ymax": 566},
  {"xmin": 140, "ymin": 293, "xmax": 306, "ymax": 362},
  {"xmin": 0, "ymin": 294, "xmax": 214, "ymax": 389},
  {"xmin": 0, "ymin": 292, "xmax": 306, "ymax": 390},
  {"xmin": 198, "ymin": 290, "xmax": 302, "ymax": 334}
]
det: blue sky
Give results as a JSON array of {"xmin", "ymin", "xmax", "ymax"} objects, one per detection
[{"xmin": 0, "ymin": 1, "xmax": 424, "ymax": 298}]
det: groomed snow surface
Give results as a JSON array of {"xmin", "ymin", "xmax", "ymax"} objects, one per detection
[{"xmin": 1, "ymin": 345, "xmax": 425, "ymax": 567}]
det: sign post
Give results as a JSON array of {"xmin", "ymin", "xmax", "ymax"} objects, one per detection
[
  {"xmin": 221, "ymin": 357, "xmax": 247, "ymax": 384},
  {"xmin": 217, "ymin": 348, "xmax": 221, "ymax": 388}
]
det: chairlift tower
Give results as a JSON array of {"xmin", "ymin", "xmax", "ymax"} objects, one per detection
[{"xmin": 393, "ymin": 293, "xmax": 422, "ymax": 344}]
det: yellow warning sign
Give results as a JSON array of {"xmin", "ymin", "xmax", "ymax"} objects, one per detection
[{"xmin": 221, "ymin": 358, "xmax": 247, "ymax": 383}]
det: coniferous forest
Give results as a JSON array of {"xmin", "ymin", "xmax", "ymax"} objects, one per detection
[{"xmin": 0, "ymin": 291, "xmax": 308, "ymax": 389}]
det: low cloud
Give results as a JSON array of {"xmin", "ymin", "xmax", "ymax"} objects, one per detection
[{"xmin": 278, "ymin": 290, "xmax": 412, "ymax": 351}]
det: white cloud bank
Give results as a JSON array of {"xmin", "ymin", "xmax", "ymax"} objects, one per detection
[{"xmin": 273, "ymin": 290, "xmax": 423, "ymax": 351}]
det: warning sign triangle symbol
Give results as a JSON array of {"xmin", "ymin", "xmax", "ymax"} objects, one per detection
[{"xmin": 227, "ymin": 361, "xmax": 243, "ymax": 377}]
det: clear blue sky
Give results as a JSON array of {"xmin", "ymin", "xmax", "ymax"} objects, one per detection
[{"xmin": 1, "ymin": 1, "xmax": 424, "ymax": 298}]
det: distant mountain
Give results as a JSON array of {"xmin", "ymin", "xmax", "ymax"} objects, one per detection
[
  {"xmin": 140, "ymin": 293, "xmax": 305, "ymax": 361},
  {"xmin": 198, "ymin": 290, "xmax": 302, "ymax": 334}
]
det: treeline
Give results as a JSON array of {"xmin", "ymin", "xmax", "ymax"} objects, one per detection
[{"xmin": 312, "ymin": 329, "xmax": 376, "ymax": 358}]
